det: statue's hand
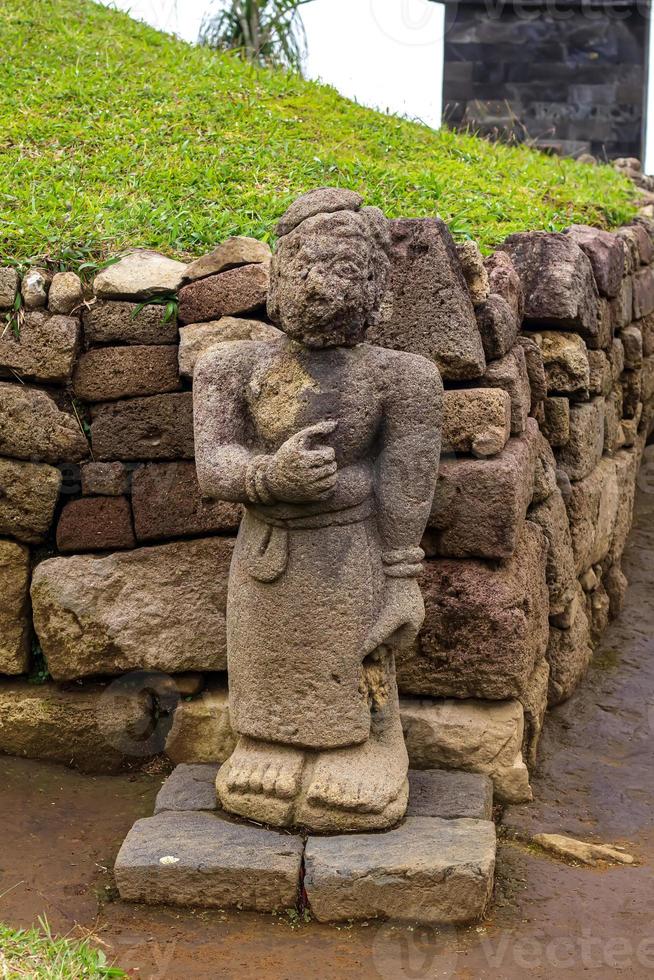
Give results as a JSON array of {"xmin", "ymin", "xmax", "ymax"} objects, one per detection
[
  {"xmin": 363, "ymin": 577, "xmax": 425, "ymax": 657},
  {"xmin": 265, "ymin": 421, "xmax": 338, "ymax": 503}
]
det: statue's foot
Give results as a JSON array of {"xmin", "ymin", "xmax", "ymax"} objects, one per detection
[
  {"xmin": 304, "ymin": 703, "xmax": 408, "ymax": 817},
  {"xmin": 221, "ymin": 735, "xmax": 304, "ymax": 799},
  {"xmin": 217, "ymin": 736, "xmax": 306, "ymax": 826}
]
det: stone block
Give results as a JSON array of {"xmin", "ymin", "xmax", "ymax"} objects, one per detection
[
  {"xmin": 596, "ymin": 298, "xmax": 613, "ymax": 350},
  {"xmin": 547, "ymin": 590, "xmax": 593, "ymax": 706},
  {"xmin": 621, "ymin": 370, "xmax": 642, "ymax": 419},
  {"xmin": 0, "ymin": 311, "xmax": 79, "ymax": 384},
  {"xmin": 586, "ymin": 581, "xmax": 610, "ymax": 646},
  {"xmin": 516, "ymin": 335, "xmax": 547, "ymax": 408},
  {"xmin": 178, "ymin": 317, "xmax": 281, "ymax": 378},
  {"xmin": 0, "ymin": 268, "xmax": 19, "ymax": 310},
  {"xmin": 502, "ymin": 232, "xmax": 599, "ymax": 341},
  {"xmin": 183, "ymin": 237, "xmax": 271, "ymax": 283},
  {"xmin": 367, "ymin": 218, "xmax": 486, "ymax": 380},
  {"xmin": 0, "ymin": 540, "xmax": 30, "ymax": 674},
  {"xmin": 31, "ymin": 537, "xmax": 233, "ymax": 680},
  {"xmin": 604, "ymin": 562, "xmax": 628, "ymax": 619},
  {"xmin": 587, "ymin": 349, "xmax": 612, "ymax": 397},
  {"xmin": 456, "ymin": 240, "xmax": 490, "ymax": 306},
  {"xmin": 132, "ymin": 462, "xmax": 241, "ymax": 542},
  {"xmin": 442, "ymin": 388, "xmax": 511, "ymax": 457},
  {"xmin": 48, "ymin": 272, "xmax": 83, "ymax": 315},
  {"xmin": 400, "ymin": 696, "xmax": 531, "ymax": 803},
  {"xmin": 556, "ymin": 397, "xmax": 605, "ymax": 481},
  {"xmin": 0, "ymin": 383, "xmax": 88, "ymax": 463},
  {"xmin": 155, "ymin": 764, "xmax": 221, "ymax": 814},
  {"xmin": 304, "ymin": 817, "xmax": 496, "ymax": 924},
  {"xmin": 0, "ymin": 678, "xmax": 155, "ymax": 773},
  {"xmin": 610, "ymin": 277, "xmax": 633, "ymax": 331},
  {"xmin": 632, "ymin": 267, "xmax": 654, "ymax": 319},
  {"xmin": 115, "ymin": 811, "xmax": 303, "ymax": 912},
  {"xmin": 565, "ymin": 457, "xmax": 619, "ymax": 575},
  {"xmin": 73, "ymin": 346, "xmax": 181, "ymax": 402},
  {"xmin": 21, "ymin": 268, "xmax": 50, "ymax": 309},
  {"xmin": 90, "ymin": 392, "xmax": 194, "ymax": 461},
  {"xmin": 482, "ymin": 345, "xmax": 531, "ymax": 434},
  {"xmin": 81, "ymin": 461, "xmax": 132, "ymax": 496},
  {"xmin": 519, "ymin": 658, "xmax": 550, "ymax": 770},
  {"xmin": 604, "ymin": 385, "xmax": 626, "ymax": 454},
  {"xmin": 534, "ymin": 330, "xmax": 590, "ymax": 397},
  {"xmin": 0, "ymin": 459, "xmax": 61, "ymax": 544},
  {"xmin": 165, "ymin": 681, "xmax": 236, "ymax": 765},
  {"xmin": 406, "ymin": 770, "xmax": 493, "ymax": 821},
  {"xmin": 632, "ymin": 219, "xmax": 654, "ymax": 263},
  {"xmin": 93, "ymin": 250, "xmax": 187, "ymax": 300},
  {"xmin": 639, "ymin": 311, "xmax": 654, "ymax": 356},
  {"xmin": 621, "ymin": 324, "xmax": 644, "ymax": 370},
  {"xmin": 609, "ymin": 337, "xmax": 625, "ymax": 382},
  {"xmin": 56, "ymin": 497, "xmax": 136, "ymax": 553},
  {"xmin": 615, "ymin": 227, "xmax": 639, "ymax": 272},
  {"xmin": 83, "ymin": 300, "xmax": 179, "ymax": 345},
  {"xmin": 475, "ymin": 294, "xmax": 519, "ymax": 362},
  {"xmin": 532, "ymin": 429, "xmax": 559, "ymax": 503},
  {"xmin": 540, "ymin": 396, "xmax": 570, "ymax": 447},
  {"xmin": 625, "ymin": 222, "xmax": 654, "ymax": 264},
  {"xmin": 643, "ymin": 354, "xmax": 654, "ymax": 405},
  {"xmin": 564, "ymin": 225, "xmax": 625, "ymax": 298},
  {"xmin": 608, "ymin": 448, "xmax": 638, "ymax": 565},
  {"xmin": 484, "ymin": 249, "xmax": 524, "ymax": 319},
  {"xmin": 178, "ymin": 264, "xmax": 269, "ymax": 324},
  {"xmin": 425, "ymin": 421, "xmax": 538, "ymax": 560},
  {"xmin": 399, "ymin": 523, "xmax": 549, "ymax": 700},
  {"xmin": 528, "ymin": 488, "xmax": 577, "ymax": 616}
]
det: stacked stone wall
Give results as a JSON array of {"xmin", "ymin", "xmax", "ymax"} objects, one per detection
[{"xmin": 1, "ymin": 214, "xmax": 653, "ymax": 804}]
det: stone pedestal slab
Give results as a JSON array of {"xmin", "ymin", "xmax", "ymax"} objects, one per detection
[
  {"xmin": 114, "ymin": 810, "xmax": 303, "ymax": 912},
  {"xmin": 118, "ymin": 765, "xmax": 497, "ymax": 925}
]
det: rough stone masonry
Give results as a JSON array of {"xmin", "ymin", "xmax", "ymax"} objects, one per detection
[{"xmin": 1, "ymin": 195, "xmax": 653, "ymax": 824}]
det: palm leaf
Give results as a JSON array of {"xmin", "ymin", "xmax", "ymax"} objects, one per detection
[{"xmin": 200, "ymin": 0, "xmax": 316, "ymax": 72}]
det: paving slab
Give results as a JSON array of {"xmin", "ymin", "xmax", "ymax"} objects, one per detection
[
  {"xmin": 406, "ymin": 769, "xmax": 493, "ymax": 820},
  {"xmin": 114, "ymin": 810, "xmax": 303, "ymax": 912},
  {"xmin": 154, "ymin": 763, "xmax": 220, "ymax": 814},
  {"xmin": 304, "ymin": 816, "xmax": 496, "ymax": 924},
  {"xmin": 154, "ymin": 764, "xmax": 493, "ymax": 821}
]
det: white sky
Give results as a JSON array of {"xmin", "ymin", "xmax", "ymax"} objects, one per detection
[{"xmin": 98, "ymin": 0, "xmax": 444, "ymax": 128}]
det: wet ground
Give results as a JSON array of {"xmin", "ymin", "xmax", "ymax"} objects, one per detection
[{"xmin": 1, "ymin": 488, "xmax": 654, "ymax": 978}]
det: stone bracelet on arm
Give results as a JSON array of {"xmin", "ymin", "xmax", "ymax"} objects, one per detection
[
  {"xmin": 381, "ymin": 547, "xmax": 425, "ymax": 579},
  {"xmin": 244, "ymin": 455, "xmax": 276, "ymax": 505}
]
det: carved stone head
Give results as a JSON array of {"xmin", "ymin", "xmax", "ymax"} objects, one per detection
[{"xmin": 267, "ymin": 188, "xmax": 391, "ymax": 348}]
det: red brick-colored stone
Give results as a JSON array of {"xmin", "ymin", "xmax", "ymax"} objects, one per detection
[
  {"xmin": 73, "ymin": 346, "xmax": 181, "ymax": 402},
  {"xmin": 56, "ymin": 497, "xmax": 136, "ymax": 553},
  {"xmin": 90, "ymin": 393, "xmax": 194, "ymax": 461},
  {"xmin": 132, "ymin": 462, "xmax": 241, "ymax": 542},
  {"xmin": 178, "ymin": 264, "xmax": 269, "ymax": 324}
]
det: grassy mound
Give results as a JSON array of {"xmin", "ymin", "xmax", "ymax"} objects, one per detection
[{"xmin": 0, "ymin": 0, "xmax": 636, "ymax": 264}]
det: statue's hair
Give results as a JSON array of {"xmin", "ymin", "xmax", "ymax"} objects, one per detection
[{"xmin": 267, "ymin": 202, "xmax": 392, "ymax": 345}]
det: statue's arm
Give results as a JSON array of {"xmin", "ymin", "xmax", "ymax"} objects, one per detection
[
  {"xmin": 376, "ymin": 354, "xmax": 443, "ymax": 575},
  {"xmin": 193, "ymin": 344, "xmax": 264, "ymax": 504}
]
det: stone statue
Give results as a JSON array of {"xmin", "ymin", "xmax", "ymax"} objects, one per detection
[{"xmin": 193, "ymin": 188, "xmax": 443, "ymax": 832}]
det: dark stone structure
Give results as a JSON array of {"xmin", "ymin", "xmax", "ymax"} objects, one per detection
[{"xmin": 441, "ymin": 0, "xmax": 650, "ymax": 160}]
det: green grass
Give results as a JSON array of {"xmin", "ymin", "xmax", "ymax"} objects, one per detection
[
  {"xmin": 0, "ymin": 0, "xmax": 637, "ymax": 265},
  {"xmin": 0, "ymin": 920, "xmax": 125, "ymax": 978}
]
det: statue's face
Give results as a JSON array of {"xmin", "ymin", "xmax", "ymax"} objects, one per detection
[{"xmin": 267, "ymin": 210, "xmax": 389, "ymax": 348}]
